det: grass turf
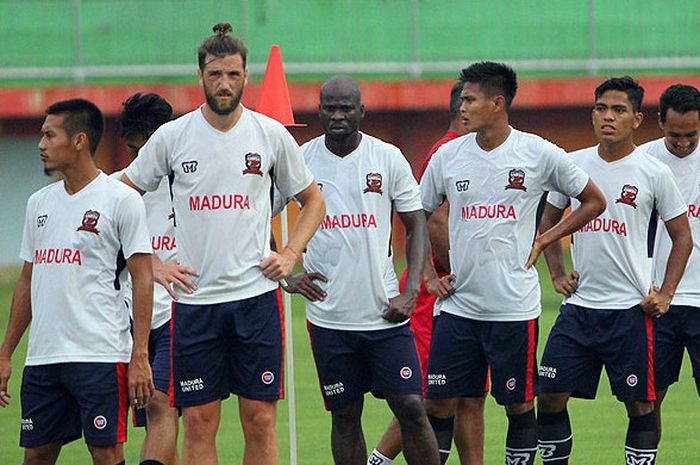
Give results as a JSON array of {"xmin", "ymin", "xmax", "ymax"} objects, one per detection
[{"xmin": 0, "ymin": 261, "xmax": 697, "ymax": 464}]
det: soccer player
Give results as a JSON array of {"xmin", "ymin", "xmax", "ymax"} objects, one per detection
[
  {"xmin": 420, "ymin": 62, "xmax": 607, "ymax": 465},
  {"xmin": 0, "ymin": 99, "xmax": 154, "ymax": 465},
  {"xmin": 283, "ymin": 75, "xmax": 439, "ymax": 465},
  {"xmin": 537, "ymin": 77, "xmax": 692, "ymax": 465},
  {"xmin": 119, "ymin": 24, "xmax": 325, "ymax": 465},
  {"xmin": 118, "ymin": 92, "xmax": 190, "ymax": 465},
  {"xmin": 369, "ymin": 80, "xmax": 486, "ymax": 465},
  {"xmin": 639, "ymin": 84, "xmax": 700, "ymax": 439}
]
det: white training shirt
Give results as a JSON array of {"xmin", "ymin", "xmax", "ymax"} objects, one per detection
[
  {"xmin": 20, "ymin": 172, "xmax": 151, "ymax": 365},
  {"xmin": 421, "ymin": 128, "xmax": 589, "ymax": 321},
  {"xmin": 641, "ymin": 138, "xmax": 700, "ymax": 306},
  {"xmin": 302, "ymin": 133, "xmax": 423, "ymax": 330},
  {"xmin": 124, "ymin": 105, "xmax": 314, "ymax": 305},
  {"xmin": 113, "ymin": 170, "xmax": 175, "ymax": 330},
  {"xmin": 548, "ymin": 145, "xmax": 687, "ymax": 309}
]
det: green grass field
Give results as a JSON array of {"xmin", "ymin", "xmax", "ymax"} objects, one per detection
[{"xmin": 0, "ymin": 262, "xmax": 698, "ymax": 464}]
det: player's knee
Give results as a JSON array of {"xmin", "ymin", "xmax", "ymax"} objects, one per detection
[
  {"xmin": 505, "ymin": 400, "xmax": 534, "ymax": 415},
  {"xmin": 386, "ymin": 393, "xmax": 427, "ymax": 428},
  {"xmin": 24, "ymin": 444, "xmax": 61, "ymax": 465},
  {"xmin": 537, "ymin": 393, "xmax": 569, "ymax": 413},
  {"xmin": 87, "ymin": 444, "xmax": 122, "ymax": 465},
  {"xmin": 146, "ymin": 393, "xmax": 174, "ymax": 425},
  {"xmin": 240, "ymin": 403, "xmax": 277, "ymax": 440},
  {"xmin": 331, "ymin": 401, "xmax": 363, "ymax": 432},
  {"xmin": 183, "ymin": 406, "xmax": 218, "ymax": 439},
  {"xmin": 458, "ymin": 395, "xmax": 486, "ymax": 413},
  {"xmin": 626, "ymin": 400, "xmax": 654, "ymax": 417},
  {"xmin": 425, "ymin": 397, "xmax": 456, "ymax": 418}
]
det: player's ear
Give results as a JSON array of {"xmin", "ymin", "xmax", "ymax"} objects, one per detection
[
  {"xmin": 73, "ymin": 131, "xmax": 88, "ymax": 153},
  {"xmin": 633, "ymin": 110, "xmax": 644, "ymax": 130},
  {"xmin": 244, "ymin": 67, "xmax": 249, "ymax": 86},
  {"xmin": 657, "ymin": 112, "xmax": 663, "ymax": 131},
  {"xmin": 493, "ymin": 94, "xmax": 506, "ymax": 112},
  {"xmin": 197, "ymin": 68, "xmax": 204, "ymax": 86}
]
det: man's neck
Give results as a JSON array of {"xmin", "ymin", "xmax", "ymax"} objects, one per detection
[
  {"xmin": 62, "ymin": 159, "xmax": 100, "ymax": 195},
  {"xmin": 598, "ymin": 139, "xmax": 636, "ymax": 162},
  {"xmin": 325, "ymin": 132, "xmax": 362, "ymax": 158},
  {"xmin": 202, "ymin": 104, "xmax": 243, "ymax": 132},
  {"xmin": 475, "ymin": 122, "xmax": 511, "ymax": 152}
]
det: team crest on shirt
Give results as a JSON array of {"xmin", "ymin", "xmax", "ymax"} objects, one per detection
[
  {"xmin": 616, "ymin": 184, "xmax": 639, "ymax": 208},
  {"xmin": 77, "ymin": 210, "xmax": 100, "ymax": 235},
  {"xmin": 37, "ymin": 215, "xmax": 48, "ymax": 228},
  {"xmin": 363, "ymin": 172, "xmax": 383, "ymax": 194},
  {"xmin": 181, "ymin": 160, "xmax": 198, "ymax": 173},
  {"xmin": 505, "ymin": 168, "xmax": 527, "ymax": 191},
  {"xmin": 242, "ymin": 152, "xmax": 263, "ymax": 176}
]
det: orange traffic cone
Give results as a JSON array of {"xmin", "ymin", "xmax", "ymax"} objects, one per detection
[{"xmin": 256, "ymin": 45, "xmax": 305, "ymax": 127}]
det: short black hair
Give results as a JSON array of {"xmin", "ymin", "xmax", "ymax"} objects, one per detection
[
  {"xmin": 459, "ymin": 61, "xmax": 518, "ymax": 110},
  {"xmin": 198, "ymin": 22, "xmax": 248, "ymax": 70},
  {"xmin": 46, "ymin": 98, "xmax": 104, "ymax": 155},
  {"xmin": 449, "ymin": 80, "xmax": 463, "ymax": 120},
  {"xmin": 594, "ymin": 76, "xmax": 644, "ymax": 113},
  {"xmin": 119, "ymin": 93, "xmax": 173, "ymax": 139},
  {"xmin": 659, "ymin": 84, "xmax": 700, "ymax": 123}
]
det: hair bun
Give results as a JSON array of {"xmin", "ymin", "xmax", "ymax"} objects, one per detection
[{"xmin": 213, "ymin": 23, "xmax": 233, "ymax": 37}]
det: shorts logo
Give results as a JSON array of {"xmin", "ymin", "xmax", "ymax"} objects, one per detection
[
  {"xmin": 626, "ymin": 374, "xmax": 638, "ymax": 387},
  {"xmin": 323, "ymin": 382, "xmax": 345, "ymax": 396},
  {"xmin": 625, "ymin": 449, "xmax": 656, "ymax": 465},
  {"xmin": 242, "ymin": 152, "xmax": 263, "ymax": 176},
  {"xmin": 506, "ymin": 377, "xmax": 517, "ymax": 391},
  {"xmin": 261, "ymin": 371, "xmax": 275, "ymax": 385},
  {"xmin": 455, "ymin": 179, "xmax": 470, "ymax": 192},
  {"xmin": 539, "ymin": 366, "xmax": 557, "ymax": 379},
  {"xmin": 93, "ymin": 415, "xmax": 107, "ymax": 430},
  {"xmin": 363, "ymin": 173, "xmax": 383, "ymax": 195},
  {"xmin": 400, "ymin": 366, "xmax": 413, "ymax": 380},
  {"xmin": 37, "ymin": 215, "xmax": 48, "ymax": 228},
  {"xmin": 182, "ymin": 160, "xmax": 198, "ymax": 173},
  {"xmin": 21, "ymin": 418, "xmax": 33, "ymax": 431},
  {"xmin": 427, "ymin": 373, "xmax": 447, "ymax": 385},
  {"xmin": 180, "ymin": 378, "xmax": 205, "ymax": 392},
  {"xmin": 616, "ymin": 184, "xmax": 639, "ymax": 208},
  {"xmin": 505, "ymin": 169, "xmax": 527, "ymax": 191},
  {"xmin": 77, "ymin": 210, "xmax": 100, "ymax": 235}
]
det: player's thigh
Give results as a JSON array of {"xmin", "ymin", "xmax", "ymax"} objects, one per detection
[
  {"xmin": 66, "ymin": 362, "xmax": 129, "ymax": 447},
  {"xmin": 485, "ymin": 318, "xmax": 538, "ymax": 406},
  {"xmin": 365, "ymin": 325, "xmax": 423, "ymax": 398},
  {"xmin": 228, "ymin": 290, "xmax": 284, "ymax": 401},
  {"xmin": 172, "ymin": 302, "xmax": 230, "ymax": 408},
  {"xmin": 603, "ymin": 306, "xmax": 655, "ymax": 402},
  {"xmin": 679, "ymin": 306, "xmax": 700, "ymax": 392},
  {"xmin": 425, "ymin": 312, "xmax": 488, "ymax": 399},
  {"xmin": 653, "ymin": 307, "xmax": 685, "ymax": 391},
  {"xmin": 540, "ymin": 304, "xmax": 603, "ymax": 400},
  {"xmin": 20, "ymin": 364, "xmax": 81, "ymax": 449},
  {"xmin": 307, "ymin": 322, "xmax": 369, "ymax": 411}
]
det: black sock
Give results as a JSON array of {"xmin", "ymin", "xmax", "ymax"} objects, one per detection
[
  {"xmin": 428, "ymin": 415, "xmax": 454, "ymax": 465},
  {"xmin": 537, "ymin": 409, "xmax": 572, "ymax": 464},
  {"xmin": 506, "ymin": 409, "xmax": 538, "ymax": 465},
  {"xmin": 625, "ymin": 411, "xmax": 658, "ymax": 465}
]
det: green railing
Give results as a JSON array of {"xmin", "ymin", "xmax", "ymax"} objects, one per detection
[{"xmin": 1, "ymin": 0, "xmax": 699, "ymax": 82}]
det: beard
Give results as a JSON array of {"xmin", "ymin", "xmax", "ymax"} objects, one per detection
[
  {"xmin": 43, "ymin": 167, "xmax": 56, "ymax": 177},
  {"xmin": 204, "ymin": 85, "xmax": 242, "ymax": 116}
]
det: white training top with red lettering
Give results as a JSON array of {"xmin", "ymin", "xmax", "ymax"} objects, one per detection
[
  {"xmin": 302, "ymin": 133, "xmax": 423, "ymax": 330},
  {"xmin": 113, "ymin": 170, "xmax": 175, "ymax": 330},
  {"xmin": 20, "ymin": 172, "xmax": 151, "ymax": 365},
  {"xmin": 124, "ymin": 105, "xmax": 314, "ymax": 305},
  {"xmin": 421, "ymin": 128, "xmax": 589, "ymax": 321},
  {"xmin": 548, "ymin": 145, "xmax": 687, "ymax": 309},
  {"xmin": 641, "ymin": 138, "xmax": 700, "ymax": 306}
]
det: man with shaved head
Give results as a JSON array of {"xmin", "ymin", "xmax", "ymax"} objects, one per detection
[{"xmin": 284, "ymin": 75, "xmax": 440, "ymax": 465}]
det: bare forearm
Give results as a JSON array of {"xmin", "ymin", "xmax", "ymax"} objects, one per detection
[
  {"xmin": 403, "ymin": 213, "xmax": 428, "ymax": 294},
  {"xmin": 539, "ymin": 206, "xmax": 567, "ymax": 278},
  {"xmin": 0, "ymin": 281, "xmax": 31, "ymax": 358},
  {"xmin": 660, "ymin": 235, "xmax": 692, "ymax": 297},
  {"xmin": 286, "ymin": 189, "xmax": 325, "ymax": 256},
  {"xmin": 127, "ymin": 255, "xmax": 154, "ymax": 354},
  {"xmin": 427, "ymin": 202, "xmax": 450, "ymax": 272}
]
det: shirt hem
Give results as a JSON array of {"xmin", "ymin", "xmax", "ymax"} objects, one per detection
[
  {"xmin": 438, "ymin": 308, "xmax": 541, "ymax": 322},
  {"xmin": 176, "ymin": 281, "xmax": 278, "ymax": 305},
  {"xmin": 306, "ymin": 316, "xmax": 409, "ymax": 331},
  {"xmin": 25, "ymin": 354, "xmax": 132, "ymax": 365}
]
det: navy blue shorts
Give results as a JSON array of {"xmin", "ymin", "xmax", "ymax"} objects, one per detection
[
  {"xmin": 171, "ymin": 290, "xmax": 284, "ymax": 408},
  {"xmin": 133, "ymin": 319, "xmax": 174, "ymax": 427},
  {"xmin": 20, "ymin": 362, "xmax": 128, "ymax": 448},
  {"xmin": 540, "ymin": 304, "xmax": 655, "ymax": 402},
  {"xmin": 425, "ymin": 312, "xmax": 538, "ymax": 405},
  {"xmin": 654, "ymin": 305, "xmax": 700, "ymax": 391},
  {"xmin": 307, "ymin": 322, "xmax": 423, "ymax": 411}
]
